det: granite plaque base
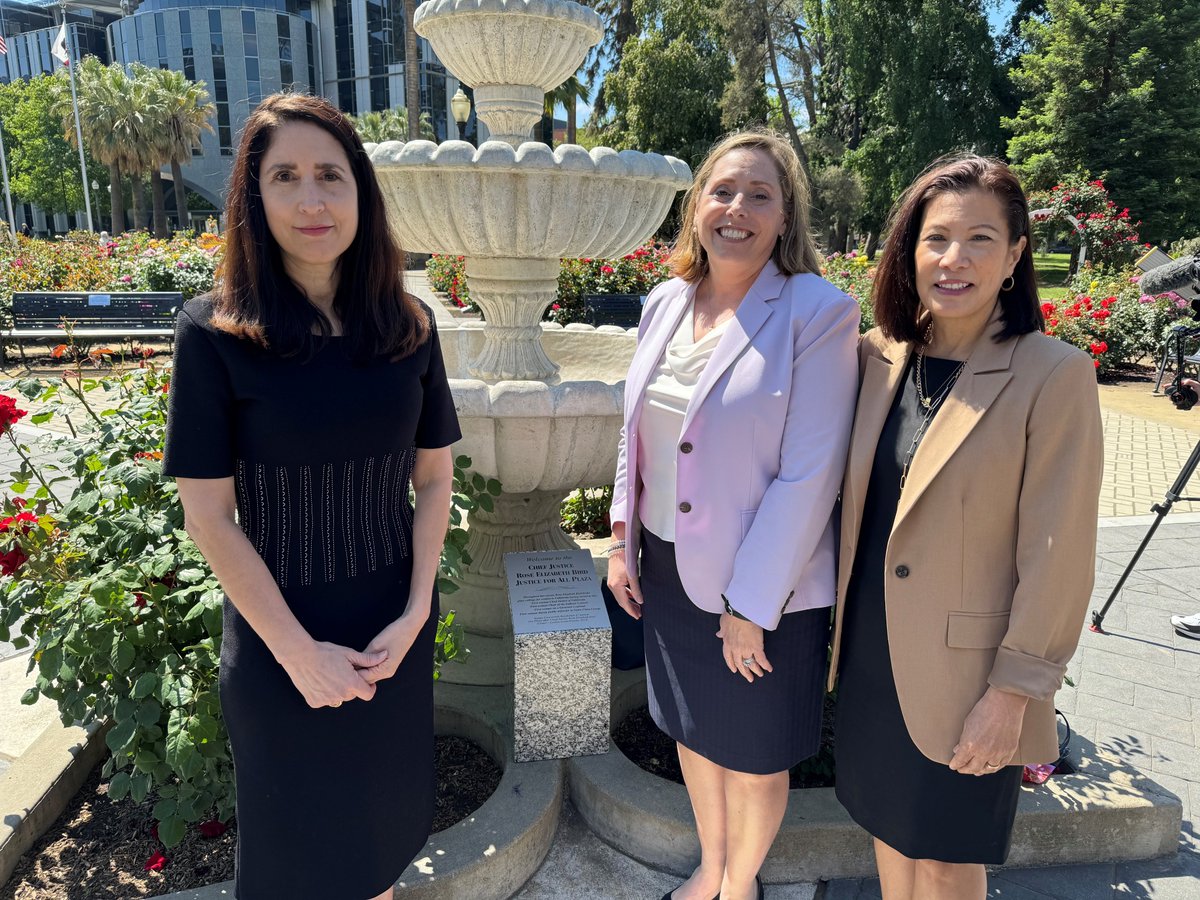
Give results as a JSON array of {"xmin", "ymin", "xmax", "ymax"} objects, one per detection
[{"xmin": 506, "ymin": 549, "xmax": 612, "ymax": 763}]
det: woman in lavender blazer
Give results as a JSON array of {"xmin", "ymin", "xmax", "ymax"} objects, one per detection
[{"xmin": 606, "ymin": 130, "xmax": 859, "ymax": 900}]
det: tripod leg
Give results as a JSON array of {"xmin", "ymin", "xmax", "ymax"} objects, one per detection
[
  {"xmin": 1155, "ymin": 335, "xmax": 1174, "ymax": 393},
  {"xmin": 1091, "ymin": 436, "xmax": 1200, "ymax": 632}
]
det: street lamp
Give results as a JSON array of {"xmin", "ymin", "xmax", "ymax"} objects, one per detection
[{"xmin": 451, "ymin": 87, "xmax": 472, "ymax": 143}]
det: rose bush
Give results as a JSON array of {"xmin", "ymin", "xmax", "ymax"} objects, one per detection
[
  {"xmin": 0, "ymin": 231, "xmax": 223, "ymax": 329},
  {"xmin": 0, "ymin": 352, "xmax": 485, "ymax": 848},
  {"xmin": 1029, "ymin": 176, "xmax": 1146, "ymax": 271}
]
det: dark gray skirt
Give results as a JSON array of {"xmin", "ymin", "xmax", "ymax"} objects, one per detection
[{"xmin": 639, "ymin": 527, "xmax": 830, "ymax": 775}]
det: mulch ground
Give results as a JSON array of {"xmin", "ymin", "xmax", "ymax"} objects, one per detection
[
  {"xmin": 612, "ymin": 700, "xmax": 837, "ymax": 790},
  {"xmin": 0, "ymin": 736, "xmax": 501, "ymax": 900}
]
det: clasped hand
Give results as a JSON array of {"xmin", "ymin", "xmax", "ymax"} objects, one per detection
[
  {"xmin": 948, "ymin": 686, "xmax": 1028, "ymax": 776},
  {"xmin": 717, "ymin": 613, "xmax": 773, "ymax": 683},
  {"xmin": 281, "ymin": 612, "xmax": 426, "ymax": 708}
]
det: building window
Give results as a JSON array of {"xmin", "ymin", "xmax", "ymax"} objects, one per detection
[
  {"xmin": 278, "ymin": 15, "xmax": 293, "ymax": 92},
  {"xmin": 211, "ymin": 10, "xmax": 232, "ymax": 156},
  {"xmin": 306, "ymin": 21, "xmax": 317, "ymax": 95},
  {"xmin": 243, "ymin": 11, "xmax": 260, "ymax": 108},
  {"xmin": 181, "ymin": 11, "xmax": 196, "ymax": 81},
  {"xmin": 155, "ymin": 12, "xmax": 167, "ymax": 67}
]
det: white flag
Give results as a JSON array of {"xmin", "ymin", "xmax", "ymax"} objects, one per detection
[{"xmin": 51, "ymin": 22, "xmax": 69, "ymax": 66}]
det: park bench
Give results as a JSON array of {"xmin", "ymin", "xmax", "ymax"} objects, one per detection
[
  {"xmin": 582, "ymin": 293, "xmax": 644, "ymax": 329},
  {"xmin": 4, "ymin": 291, "xmax": 180, "ymax": 362}
]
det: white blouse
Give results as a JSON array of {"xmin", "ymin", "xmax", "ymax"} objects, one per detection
[{"xmin": 637, "ymin": 303, "xmax": 730, "ymax": 541}]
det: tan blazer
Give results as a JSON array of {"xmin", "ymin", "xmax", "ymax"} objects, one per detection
[{"xmin": 828, "ymin": 314, "xmax": 1104, "ymax": 765}]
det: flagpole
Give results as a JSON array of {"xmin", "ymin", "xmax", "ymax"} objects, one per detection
[
  {"xmin": 0, "ymin": 125, "xmax": 16, "ymax": 246},
  {"xmin": 0, "ymin": 3, "xmax": 14, "ymax": 244},
  {"xmin": 57, "ymin": 1, "xmax": 93, "ymax": 232}
]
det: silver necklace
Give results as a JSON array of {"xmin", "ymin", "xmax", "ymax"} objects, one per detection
[{"xmin": 900, "ymin": 327, "xmax": 966, "ymax": 492}]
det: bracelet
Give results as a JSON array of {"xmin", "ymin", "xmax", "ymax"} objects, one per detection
[
  {"xmin": 722, "ymin": 594, "xmax": 750, "ymax": 621},
  {"xmin": 606, "ymin": 540, "xmax": 627, "ymax": 556}
]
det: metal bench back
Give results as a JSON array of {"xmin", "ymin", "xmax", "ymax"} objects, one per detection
[
  {"xmin": 12, "ymin": 292, "xmax": 182, "ymax": 330},
  {"xmin": 583, "ymin": 293, "xmax": 644, "ymax": 328}
]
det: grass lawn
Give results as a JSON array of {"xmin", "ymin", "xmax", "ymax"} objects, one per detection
[{"xmin": 1034, "ymin": 251, "xmax": 1073, "ymax": 301}]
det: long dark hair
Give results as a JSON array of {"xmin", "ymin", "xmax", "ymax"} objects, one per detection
[
  {"xmin": 872, "ymin": 154, "xmax": 1043, "ymax": 344},
  {"xmin": 212, "ymin": 93, "xmax": 429, "ymax": 360}
]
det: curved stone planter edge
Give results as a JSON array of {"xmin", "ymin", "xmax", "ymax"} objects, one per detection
[
  {"xmin": 0, "ymin": 719, "xmax": 107, "ymax": 888},
  {"xmin": 146, "ymin": 692, "xmax": 564, "ymax": 900}
]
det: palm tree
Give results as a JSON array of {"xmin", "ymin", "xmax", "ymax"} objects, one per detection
[
  {"xmin": 554, "ymin": 75, "xmax": 590, "ymax": 145},
  {"xmin": 404, "ymin": 0, "xmax": 421, "ymax": 140},
  {"xmin": 147, "ymin": 67, "xmax": 215, "ymax": 232},
  {"xmin": 351, "ymin": 108, "xmax": 435, "ymax": 143},
  {"xmin": 59, "ymin": 58, "xmax": 128, "ymax": 233}
]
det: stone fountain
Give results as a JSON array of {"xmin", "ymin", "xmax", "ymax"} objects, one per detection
[{"xmin": 369, "ymin": 0, "xmax": 690, "ymax": 683}]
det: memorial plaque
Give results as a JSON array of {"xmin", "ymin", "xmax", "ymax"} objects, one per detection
[
  {"xmin": 505, "ymin": 550, "xmax": 612, "ymax": 762},
  {"xmin": 508, "ymin": 550, "xmax": 611, "ymax": 634}
]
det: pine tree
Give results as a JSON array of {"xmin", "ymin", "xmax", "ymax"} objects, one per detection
[{"xmin": 1006, "ymin": 0, "xmax": 1200, "ymax": 244}]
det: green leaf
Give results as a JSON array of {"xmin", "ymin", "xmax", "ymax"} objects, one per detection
[
  {"xmin": 132, "ymin": 671, "xmax": 160, "ymax": 700},
  {"xmin": 19, "ymin": 687, "xmax": 39, "ymax": 705},
  {"xmin": 135, "ymin": 698, "xmax": 162, "ymax": 727},
  {"xmin": 108, "ymin": 771, "xmax": 131, "ymax": 801},
  {"xmin": 152, "ymin": 798, "xmax": 177, "ymax": 822},
  {"xmin": 157, "ymin": 814, "xmax": 186, "ymax": 848},
  {"xmin": 105, "ymin": 717, "xmax": 137, "ymax": 754},
  {"xmin": 130, "ymin": 771, "xmax": 151, "ymax": 804},
  {"xmin": 111, "ymin": 640, "xmax": 135, "ymax": 674},
  {"xmin": 29, "ymin": 411, "xmax": 53, "ymax": 424}
]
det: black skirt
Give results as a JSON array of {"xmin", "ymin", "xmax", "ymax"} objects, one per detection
[
  {"xmin": 639, "ymin": 527, "xmax": 830, "ymax": 775},
  {"xmin": 833, "ymin": 355, "xmax": 1021, "ymax": 865}
]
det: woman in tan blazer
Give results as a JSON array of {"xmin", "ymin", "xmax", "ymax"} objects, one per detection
[{"xmin": 829, "ymin": 155, "xmax": 1103, "ymax": 900}]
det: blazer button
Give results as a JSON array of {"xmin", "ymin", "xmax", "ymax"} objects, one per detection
[
  {"xmin": 679, "ymin": 501, "xmax": 692, "ymax": 513},
  {"xmin": 680, "ymin": 441, "xmax": 693, "ymax": 453},
  {"xmin": 894, "ymin": 565, "xmax": 910, "ymax": 578}
]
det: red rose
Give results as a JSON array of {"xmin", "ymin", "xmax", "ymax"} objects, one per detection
[
  {"xmin": 134, "ymin": 593, "xmax": 147, "ymax": 609},
  {"xmin": 1094, "ymin": 359, "xmax": 1100, "ymax": 369},
  {"xmin": 0, "ymin": 546, "xmax": 27, "ymax": 576},
  {"xmin": 0, "ymin": 395, "xmax": 28, "ymax": 432},
  {"xmin": 198, "ymin": 820, "xmax": 228, "ymax": 838},
  {"xmin": 143, "ymin": 850, "xmax": 167, "ymax": 872},
  {"xmin": 601, "ymin": 265, "xmax": 614, "ymax": 275}
]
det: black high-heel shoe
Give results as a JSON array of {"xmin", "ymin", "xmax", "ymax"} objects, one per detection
[
  {"xmin": 755, "ymin": 874, "xmax": 764, "ymax": 899},
  {"xmin": 658, "ymin": 888, "xmax": 720, "ymax": 900}
]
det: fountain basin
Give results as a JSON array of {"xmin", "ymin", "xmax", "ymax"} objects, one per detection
[
  {"xmin": 369, "ymin": 140, "xmax": 690, "ymax": 261},
  {"xmin": 414, "ymin": 0, "xmax": 602, "ymax": 90}
]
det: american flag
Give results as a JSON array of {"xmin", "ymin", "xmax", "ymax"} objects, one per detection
[{"xmin": 0, "ymin": 36, "xmax": 8, "ymax": 56}]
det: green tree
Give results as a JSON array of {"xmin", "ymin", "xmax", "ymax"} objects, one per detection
[
  {"xmin": 719, "ymin": 0, "xmax": 770, "ymax": 130},
  {"xmin": 0, "ymin": 75, "xmax": 100, "ymax": 223},
  {"xmin": 351, "ymin": 108, "xmax": 434, "ymax": 144},
  {"xmin": 70, "ymin": 58, "xmax": 128, "ymax": 233},
  {"xmin": 1005, "ymin": 0, "xmax": 1200, "ymax": 244},
  {"xmin": 148, "ymin": 67, "xmax": 215, "ymax": 233},
  {"xmin": 806, "ymin": 0, "xmax": 1002, "ymax": 241},
  {"xmin": 598, "ymin": 0, "xmax": 731, "ymax": 167}
]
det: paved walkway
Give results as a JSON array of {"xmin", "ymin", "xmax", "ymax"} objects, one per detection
[{"xmin": 3, "ymin": 314, "xmax": 1200, "ymax": 897}]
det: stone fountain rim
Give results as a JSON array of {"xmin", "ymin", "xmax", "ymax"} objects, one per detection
[
  {"xmin": 415, "ymin": 0, "xmax": 604, "ymax": 34},
  {"xmin": 449, "ymin": 376, "xmax": 624, "ymax": 417},
  {"xmin": 367, "ymin": 139, "xmax": 692, "ymax": 185}
]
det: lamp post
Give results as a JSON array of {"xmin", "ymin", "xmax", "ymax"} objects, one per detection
[{"xmin": 451, "ymin": 87, "xmax": 472, "ymax": 143}]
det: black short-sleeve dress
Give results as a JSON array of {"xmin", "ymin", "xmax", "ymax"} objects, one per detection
[{"xmin": 163, "ymin": 296, "xmax": 462, "ymax": 900}]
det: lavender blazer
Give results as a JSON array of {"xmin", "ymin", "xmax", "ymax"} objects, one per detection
[{"xmin": 610, "ymin": 262, "xmax": 860, "ymax": 629}]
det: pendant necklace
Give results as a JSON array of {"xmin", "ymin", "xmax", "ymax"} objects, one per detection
[{"xmin": 899, "ymin": 324, "xmax": 967, "ymax": 492}]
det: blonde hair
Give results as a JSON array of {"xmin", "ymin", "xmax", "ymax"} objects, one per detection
[{"xmin": 670, "ymin": 128, "xmax": 822, "ymax": 282}]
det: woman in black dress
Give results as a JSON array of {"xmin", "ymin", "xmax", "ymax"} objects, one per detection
[
  {"xmin": 829, "ymin": 156, "xmax": 1103, "ymax": 899},
  {"xmin": 163, "ymin": 94, "xmax": 460, "ymax": 900}
]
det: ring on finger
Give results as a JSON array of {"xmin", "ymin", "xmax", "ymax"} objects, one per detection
[{"xmin": 742, "ymin": 657, "xmax": 755, "ymax": 667}]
